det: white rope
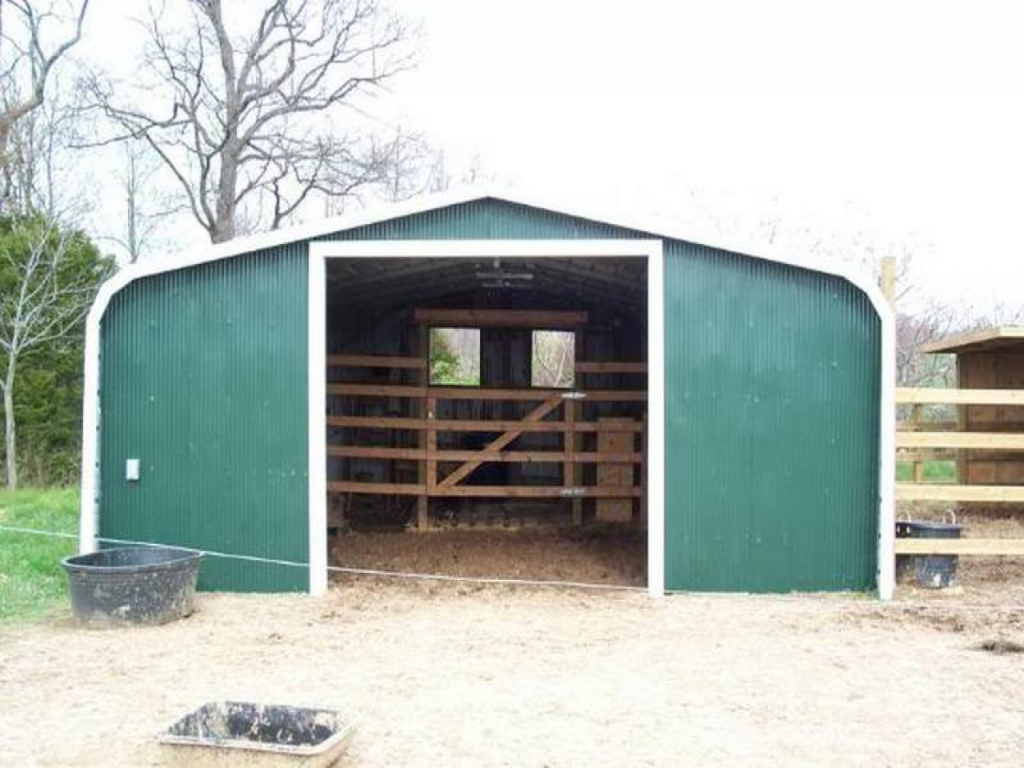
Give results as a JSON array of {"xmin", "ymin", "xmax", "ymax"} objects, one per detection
[
  {"xmin": 3, "ymin": 523, "xmax": 1022, "ymax": 606},
  {"xmin": 0, "ymin": 523, "xmax": 644, "ymax": 593}
]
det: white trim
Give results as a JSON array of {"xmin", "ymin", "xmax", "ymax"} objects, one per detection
[
  {"xmin": 78, "ymin": 298, "xmax": 102, "ymax": 553},
  {"xmin": 80, "ymin": 188, "xmax": 893, "ymax": 598},
  {"xmin": 646, "ymin": 242, "xmax": 666, "ymax": 597},
  {"xmin": 307, "ymin": 253, "xmax": 328, "ymax": 595},
  {"xmin": 875, "ymin": 293, "xmax": 897, "ymax": 601},
  {"xmin": 310, "ymin": 239, "xmax": 666, "ymax": 597}
]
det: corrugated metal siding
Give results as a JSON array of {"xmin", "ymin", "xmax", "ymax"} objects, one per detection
[
  {"xmin": 99, "ymin": 247, "xmax": 308, "ymax": 592},
  {"xmin": 325, "ymin": 198, "xmax": 640, "ymax": 241},
  {"xmin": 663, "ymin": 242, "xmax": 881, "ymax": 591},
  {"xmin": 96, "ymin": 197, "xmax": 881, "ymax": 593}
]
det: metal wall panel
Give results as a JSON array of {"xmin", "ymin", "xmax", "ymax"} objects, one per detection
[
  {"xmin": 662, "ymin": 243, "xmax": 881, "ymax": 591},
  {"xmin": 99, "ymin": 247, "xmax": 308, "ymax": 591},
  {"xmin": 325, "ymin": 199, "xmax": 638, "ymax": 242}
]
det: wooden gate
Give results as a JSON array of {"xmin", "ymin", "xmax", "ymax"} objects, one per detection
[{"xmin": 325, "ymin": 355, "xmax": 647, "ymax": 529}]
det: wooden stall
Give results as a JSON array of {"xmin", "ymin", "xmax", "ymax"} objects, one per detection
[
  {"xmin": 325, "ymin": 306, "xmax": 648, "ymax": 531},
  {"xmin": 922, "ymin": 327, "xmax": 1024, "ymax": 488}
]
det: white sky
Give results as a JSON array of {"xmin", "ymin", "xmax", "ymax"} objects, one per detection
[{"xmin": 76, "ymin": 0, "xmax": 1024, "ymax": 312}]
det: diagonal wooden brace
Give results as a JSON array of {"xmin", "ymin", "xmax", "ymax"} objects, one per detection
[{"xmin": 437, "ymin": 395, "xmax": 563, "ymax": 488}]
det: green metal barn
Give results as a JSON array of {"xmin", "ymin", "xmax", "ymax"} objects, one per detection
[{"xmin": 79, "ymin": 189, "xmax": 895, "ymax": 598}]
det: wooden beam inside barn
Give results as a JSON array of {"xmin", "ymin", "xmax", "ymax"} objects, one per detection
[{"xmin": 413, "ymin": 308, "xmax": 588, "ymax": 328}]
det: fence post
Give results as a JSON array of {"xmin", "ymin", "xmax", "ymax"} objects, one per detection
[{"xmin": 880, "ymin": 256, "xmax": 897, "ymax": 308}]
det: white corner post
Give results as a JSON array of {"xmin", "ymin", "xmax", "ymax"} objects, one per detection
[
  {"xmin": 78, "ymin": 304, "xmax": 103, "ymax": 555},
  {"xmin": 646, "ymin": 242, "xmax": 666, "ymax": 597},
  {"xmin": 307, "ymin": 250, "xmax": 329, "ymax": 595},
  {"xmin": 876, "ymin": 286, "xmax": 897, "ymax": 600}
]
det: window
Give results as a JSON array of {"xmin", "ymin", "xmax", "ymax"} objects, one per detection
[
  {"xmin": 531, "ymin": 330, "xmax": 575, "ymax": 388},
  {"xmin": 429, "ymin": 328, "xmax": 480, "ymax": 386}
]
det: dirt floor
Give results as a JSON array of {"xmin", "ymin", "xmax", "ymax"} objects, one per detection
[
  {"xmin": 2, "ymin": 576, "xmax": 1023, "ymax": 767},
  {"xmin": 2, "ymin": 515, "xmax": 1023, "ymax": 766},
  {"xmin": 330, "ymin": 527, "xmax": 647, "ymax": 585}
]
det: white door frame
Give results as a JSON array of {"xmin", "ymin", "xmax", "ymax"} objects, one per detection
[{"xmin": 307, "ymin": 239, "xmax": 666, "ymax": 596}]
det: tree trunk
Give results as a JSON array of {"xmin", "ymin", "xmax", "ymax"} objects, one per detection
[
  {"xmin": 211, "ymin": 140, "xmax": 240, "ymax": 243},
  {"xmin": 3, "ymin": 358, "xmax": 16, "ymax": 490}
]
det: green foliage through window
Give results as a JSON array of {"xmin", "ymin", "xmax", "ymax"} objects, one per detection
[{"xmin": 429, "ymin": 328, "xmax": 480, "ymax": 386}]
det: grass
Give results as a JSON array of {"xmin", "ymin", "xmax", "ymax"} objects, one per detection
[
  {"xmin": 896, "ymin": 460, "xmax": 957, "ymax": 483},
  {"xmin": 0, "ymin": 487, "xmax": 79, "ymax": 623}
]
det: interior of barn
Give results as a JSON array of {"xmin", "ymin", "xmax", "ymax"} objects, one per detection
[{"xmin": 324, "ymin": 255, "xmax": 648, "ymax": 585}]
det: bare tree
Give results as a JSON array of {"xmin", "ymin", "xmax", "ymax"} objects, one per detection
[
  {"xmin": 895, "ymin": 303, "xmax": 958, "ymax": 387},
  {"xmin": 0, "ymin": 0, "xmax": 89, "ymax": 195},
  {"xmin": 265, "ymin": 127, "xmax": 418, "ymax": 225},
  {"xmin": 87, "ymin": 0, "xmax": 414, "ymax": 243},
  {"xmin": 532, "ymin": 330, "xmax": 574, "ymax": 388},
  {"xmin": 2, "ymin": 77, "xmax": 88, "ymax": 218},
  {"xmin": 101, "ymin": 141, "xmax": 181, "ymax": 263},
  {"xmin": 0, "ymin": 218, "xmax": 104, "ymax": 488}
]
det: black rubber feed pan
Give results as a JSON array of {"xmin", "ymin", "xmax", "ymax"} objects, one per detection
[
  {"xmin": 159, "ymin": 701, "xmax": 356, "ymax": 766},
  {"xmin": 895, "ymin": 521, "xmax": 962, "ymax": 589},
  {"xmin": 62, "ymin": 546, "xmax": 203, "ymax": 625}
]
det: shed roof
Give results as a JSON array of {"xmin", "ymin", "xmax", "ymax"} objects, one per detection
[
  {"xmin": 150, "ymin": 185, "xmax": 875, "ymax": 291},
  {"xmin": 922, "ymin": 326, "xmax": 1024, "ymax": 354},
  {"xmin": 90, "ymin": 185, "xmax": 890, "ymax": 340}
]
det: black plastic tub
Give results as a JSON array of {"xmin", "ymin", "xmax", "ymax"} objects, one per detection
[
  {"xmin": 895, "ymin": 521, "xmax": 962, "ymax": 589},
  {"xmin": 61, "ymin": 546, "xmax": 203, "ymax": 625},
  {"xmin": 159, "ymin": 701, "xmax": 356, "ymax": 766}
]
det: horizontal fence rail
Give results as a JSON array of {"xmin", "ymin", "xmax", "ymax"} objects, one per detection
[
  {"xmin": 325, "ymin": 383, "xmax": 647, "ymax": 402},
  {"xmin": 326, "ymin": 354, "xmax": 426, "ymax": 369},
  {"xmin": 895, "ymin": 386, "xmax": 1024, "ymax": 556},
  {"xmin": 894, "ymin": 538, "xmax": 1024, "ymax": 556},
  {"xmin": 897, "ymin": 386, "xmax": 1024, "ymax": 405}
]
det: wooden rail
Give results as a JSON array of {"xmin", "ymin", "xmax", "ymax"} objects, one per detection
[
  {"xmin": 326, "ymin": 415, "xmax": 645, "ymax": 433},
  {"xmin": 576, "ymin": 361, "xmax": 647, "ymax": 374},
  {"xmin": 413, "ymin": 308, "xmax": 588, "ymax": 328},
  {"xmin": 895, "ymin": 538, "xmax": 1024, "ymax": 556},
  {"xmin": 327, "ymin": 354, "xmax": 426, "ymax": 369},
  {"xmin": 328, "ymin": 481, "xmax": 425, "ymax": 495},
  {"xmin": 327, "ymin": 383, "xmax": 647, "ymax": 402},
  {"xmin": 896, "ymin": 432, "xmax": 1024, "ymax": 450},
  {"xmin": 327, "ymin": 354, "xmax": 647, "ymax": 504},
  {"xmin": 896, "ymin": 484, "xmax": 1024, "ymax": 502},
  {"xmin": 327, "ymin": 383, "xmax": 425, "ymax": 398},
  {"xmin": 897, "ymin": 387, "xmax": 1024, "ymax": 405}
]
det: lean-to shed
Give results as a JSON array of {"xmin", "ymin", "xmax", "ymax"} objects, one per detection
[
  {"xmin": 79, "ymin": 189, "xmax": 894, "ymax": 597},
  {"xmin": 923, "ymin": 327, "xmax": 1024, "ymax": 489}
]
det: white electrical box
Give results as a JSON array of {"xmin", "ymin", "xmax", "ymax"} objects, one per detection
[{"xmin": 125, "ymin": 459, "xmax": 141, "ymax": 482}]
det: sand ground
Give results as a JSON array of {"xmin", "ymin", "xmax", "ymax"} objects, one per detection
[{"xmin": 1, "ymin": 576, "xmax": 1023, "ymax": 767}]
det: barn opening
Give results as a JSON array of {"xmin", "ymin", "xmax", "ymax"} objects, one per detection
[{"xmin": 323, "ymin": 253, "xmax": 649, "ymax": 586}]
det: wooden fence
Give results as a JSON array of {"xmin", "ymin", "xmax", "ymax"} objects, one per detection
[
  {"xmin": 895, "ymin": 386, "xmax": 1024, "ymax": 555},
  {"xmin": 326, "ymin": 353, "xmax": 646, "ymax": 529}
]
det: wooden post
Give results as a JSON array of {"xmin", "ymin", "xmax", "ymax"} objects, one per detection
[
  {"xmin": 424, "ymin": 395, "xmax": 437, "ymax": 530},
  {"xmin": 910, "ymin": 404, "xmax": 924, "ymax": 483},
  {"xmin": 881, "ymin": 256, "xmax": 898, "ymax": 494},
  {"xmin": 570, "ymin": 333, "xmax": 583, "ymax": 526},
  {"xmin": 880, "ymin": 256, "xmax": 897, "ymax": 308},
  {"xmin": 640, "ymin": 412, "xmax": 648, "ymax": 528},
  {"xmin": 565, "ymin": 397, "xmax": 580, "ymax": 524},
  {"xmin": 417, "ymin": 323, "xmax": 429, "ymax": 531}
]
